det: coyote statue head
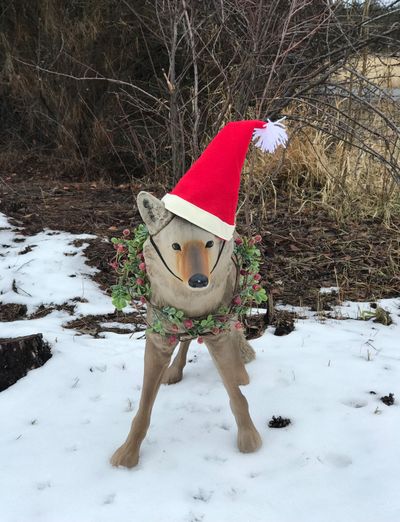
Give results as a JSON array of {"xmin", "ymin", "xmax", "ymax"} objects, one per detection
[{"xmin": 137, "ymin": 191, "xmax": 234, "ymax": 300}]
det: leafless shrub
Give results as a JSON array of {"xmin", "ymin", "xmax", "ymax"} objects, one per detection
[{"xmin": 0, "ymin": 0, "xmax": 399, "ymax": 192}]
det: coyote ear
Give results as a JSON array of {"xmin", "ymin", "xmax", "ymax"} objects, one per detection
[{"xmin": 137, "ymin": 191, "xmax": 174, "ymax": 235}]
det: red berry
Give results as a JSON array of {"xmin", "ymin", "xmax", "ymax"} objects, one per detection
[
  {"xmin": 254, "ymin": 234, "xmax": 262, "ymax": 243},
  {"xmin": 234, "ymin": 237, "xmax": 243, "ymax": 245},
  {"xmin": 183, "ymin": 319, "xmax": 194, "ymax": 329},
  {"xmin": 109, "ymin": 261, "xmax": 118, "ymax": 271},
  {"xmin": 123, "ymin": 229, "xmax": 130, "ymax": 236},
  {"xmin": 139, "ymin": 296, "xmax": 146, "ymax": 304},
  {"xmin": 240, "ymin": 269, "xmax": 247, "ymax": 276},
  {"xmin": 137, "ymin": 253, "xmax": 144, "ymax": 261},
  {"xmin": 253, "ymin": 284, "xmax": 261, "ymax": 291},
  {"xmin": 116, "ymin": 244, "xmax": 125, "ymax": 253},
  {"xmin": 197, "ymin": 337, "xmax": 204, "ymax": 344},
  {"xmin": 139, "ymin": 262, "xmax": 146, "ymax": 271},
  {"xmin": 234, "ymin": 321, "xmax": 243, "ymax": 330},
  {"xmin": 254, "ymin": 273, "xmax": 261, "ymax": 281},
  {"xmin": 233, "ymin": 296, "xmax": 242, "ymax": 305},
  {"xmin": 136, "ymin": 278, "xmax": 144, "ymax": 286},
  {"xmin": 168, "ymin": 335, "xmax": 178, "ymax": 346}
]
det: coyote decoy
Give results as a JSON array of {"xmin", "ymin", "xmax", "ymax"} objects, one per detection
[
  {"xmin": 110, "ymin": 120, "xmax": 288, "ymax": 468},
  {"xmin": 111, "ymin": 193, "xmax": 261, "ymax": 468}
]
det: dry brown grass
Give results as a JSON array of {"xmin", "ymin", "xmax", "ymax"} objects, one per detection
[
  {"xmin": 235, "ymin": 50, "xmax": 400, "ymax": 229},
  {"xmin": 337, "ymin": 55, "xmax": 400, "ymax": 89},
  {"xmin": 241, "ymin": 107, "xmax": 400, "ymax": 228}
]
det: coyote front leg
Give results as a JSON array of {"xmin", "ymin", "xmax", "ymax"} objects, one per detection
[
  {"xmin": 205, "ymin": 332, "xmax": 261, "ymax": 453},
  {"xmin": 110, "ymin": 333, "xmax": 177, "ymax": 468}
]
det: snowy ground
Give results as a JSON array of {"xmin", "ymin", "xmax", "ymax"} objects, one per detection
[{"xmin": 0, "ymin": 213, "xmax": 399, "ymax": 522}]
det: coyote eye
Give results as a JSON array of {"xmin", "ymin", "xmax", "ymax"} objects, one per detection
[
  {"xmin": 205, "ymin": 240, "xmax": 214, "ymax": 248},
  {"xmin": 172, "ymin": 243, "xmax": 181, "ymax": 251}
]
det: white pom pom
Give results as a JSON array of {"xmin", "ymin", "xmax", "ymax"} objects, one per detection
[{"xmin": 252, "ymin": 118, "xmax": 288, "ymax": 153}]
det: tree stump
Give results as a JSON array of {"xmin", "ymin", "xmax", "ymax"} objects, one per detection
[{"xmin": 0, "ymin": 334, "xmax": 52, "ymax": 392}]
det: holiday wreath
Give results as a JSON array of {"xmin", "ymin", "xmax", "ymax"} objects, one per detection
[{"xmin": 110, "ymin": 225, "xmax": 267, "ymax": 343}]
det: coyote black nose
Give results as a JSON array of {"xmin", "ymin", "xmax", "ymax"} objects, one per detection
[{"xmin": 188, "ymin": 273, "xmax": 208, "ymax": 288}]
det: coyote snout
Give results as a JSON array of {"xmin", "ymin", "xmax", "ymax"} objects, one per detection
[
  {"xmin": 177, "ymin": 240, "xmax": 210, "ymax": 289},
  {"xmin": 146, "ymin": 206, "xmax": 223, "ymax": 293},
  {"xmin": 188, "ymin": 273, "xmax": 208, "ymax": 288}
]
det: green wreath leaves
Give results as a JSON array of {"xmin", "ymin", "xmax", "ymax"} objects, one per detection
[{"xmin": 110, "ymin": 226, "xmax": 267, "ymax": 342}]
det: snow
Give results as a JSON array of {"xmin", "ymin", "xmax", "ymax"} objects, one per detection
[
  {"xmin": 0, "ymin": 213, "xmax": 399, "ymax": 522},
  {"xmin": 319, "ymin": 286, "xmax": 339, "ymax": 294}
]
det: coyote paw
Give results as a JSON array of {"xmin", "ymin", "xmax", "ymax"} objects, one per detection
[
  {"xmin": 237, "ymin": 427, "xmax": 262, "ymax": 453},
  {"xmin": 110, "ymin": 443, "xmax": 139, "ymax": 468},
  {"xmin": 162, "ymin": 366, "xmax": 183, "ymax": 385}
]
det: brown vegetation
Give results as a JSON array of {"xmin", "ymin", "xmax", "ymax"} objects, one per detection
[{"xmin": 1, "ymin": 1, "xmax": 399, "ymax": 181}]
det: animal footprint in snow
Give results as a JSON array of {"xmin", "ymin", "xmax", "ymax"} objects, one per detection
[
  {"xmin": 192, "ymin": 488, "xmax": 213, "ymax": 503},
  {"xmin": 204, "ymin": 454, "xmax": 227, "ymax": 463},
  {"xmin": 324, "ymin": 453, "xmax": 352, "ymax": 468},
  {"xmin": 37, "ymin": 481, "xmax": 51, "ymax": 491},
  {"xmin": 103, "ymin": 493, "xmax": 116, "ymax": 505},
  {"xmin": 342, "ymin": 399, "xmax": 368, "ymax": 409},
  {"xmin": 226, "ymin": 486, "xmax": 245, "ymax": 500}
]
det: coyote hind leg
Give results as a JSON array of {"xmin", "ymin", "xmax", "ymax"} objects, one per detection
[
  {"xmin": 238, "ymin": 332, "xmax": 256, "ymax": 364},
  {"xmin": 162, "ymin": 340, "xmax": 191, "ymax": 385}
]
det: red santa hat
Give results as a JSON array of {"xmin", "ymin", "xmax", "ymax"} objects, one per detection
[{"xmin": 162, "ymin": 119, "xmax": 288, "ymax": 240}]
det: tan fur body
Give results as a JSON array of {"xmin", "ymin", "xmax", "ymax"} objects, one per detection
[{"xmin": 110, "ymin": 192, "xmax": 261, "ymax": 468}]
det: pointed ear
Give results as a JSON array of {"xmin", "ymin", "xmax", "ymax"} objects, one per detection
[{"xmin": 137, "ymin": 191, "xmax": 174, "ymax": 235}]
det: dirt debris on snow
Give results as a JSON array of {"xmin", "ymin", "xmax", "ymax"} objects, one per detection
[
  {"xmin": 268, "ymin": 416, "xmax": 292, "ymax": 428},
  {"xmin": 63, "ymin": 311, "xmax": 146, "ymax": 337},
  {"xmin": 380, "ymin": 393, "xmax": 395, "ymax": 406},
  {"xmin": 0, "ymin": 303, "xmax": 28, "ymax": 322}
]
